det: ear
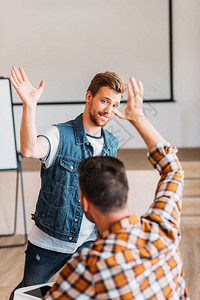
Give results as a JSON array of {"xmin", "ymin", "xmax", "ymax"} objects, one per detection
[
  {"xmin": 85, "ymin": 91, "xmax": 93, "ymax": 104},
  {"xmin": 81, "ymin": 195, "xmax": 91, "ymax": 212}
]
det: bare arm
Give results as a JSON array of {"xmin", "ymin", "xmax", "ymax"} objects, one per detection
[
  {"xmin": 115, "ymin": 77, "xmax": 166, "ymax": 149},
  {"xmin": 10, "ymin": 67, "xmax": 49, "ymax": 158}
]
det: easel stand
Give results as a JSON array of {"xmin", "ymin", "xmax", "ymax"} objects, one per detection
[{"xmin": 0, "ymin": 154, "xmax": 28, "ymax": 248}]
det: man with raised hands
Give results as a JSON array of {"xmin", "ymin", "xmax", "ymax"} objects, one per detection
[{"xmin": 9, "ymin": 67, "xmax": 126, "ymax": 299}]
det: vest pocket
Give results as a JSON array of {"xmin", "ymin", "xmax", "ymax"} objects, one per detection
[
  {"xmin": 36, "ymin": 186, "xmax": 80, "ymax": 232},
  {"xmin": 57, "ymin": 157, "xmax": 80, "ymax": 189}
]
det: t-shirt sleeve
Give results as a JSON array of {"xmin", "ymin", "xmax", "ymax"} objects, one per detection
[{"xmin": 40, "ymin": 125, "xmax": 60, "ymax": 168}]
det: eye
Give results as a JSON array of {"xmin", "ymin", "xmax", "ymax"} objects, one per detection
[
  {"xmin": 113, "ymin": 104, "xmax": 119, "ymax": 109},
  {"xmin": 101, "ymin": 99, "xmax": 107, "ymax": 104}
]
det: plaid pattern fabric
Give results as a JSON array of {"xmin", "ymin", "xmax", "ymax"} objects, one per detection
[{"xmin": 44, "ymin": 142, "xmax": 189, "ymax": 300}]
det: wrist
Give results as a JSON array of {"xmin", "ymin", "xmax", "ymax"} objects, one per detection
[
  {"xmin": 23, "ymin": 102, "xmax": 37, "ymax": 111},
  {"xmin": 129, "ymin": 113, "xmax": 147, "ymax": 127}
]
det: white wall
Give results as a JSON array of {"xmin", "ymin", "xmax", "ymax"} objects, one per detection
[
  {"xmin": 2, "ymin": 0, "xmax": 170, "ymax": 102},
  {"xmin": 112, "ymin": 0, "xmax": 200, "ymax": 149},
  {"xmin": 0, "ymin": 169, "xmax": 159, "ymax": 235},
  {"xmin": 148, "ymin": 0, "xmax": 200, "ymax": 148},
  {"xmin": 0, "ymin": 0, "xmax": 200, "ymax": 235},
  {"xmin": 11, "ymin": 0, "xmax": 200, "ymax": 150}
]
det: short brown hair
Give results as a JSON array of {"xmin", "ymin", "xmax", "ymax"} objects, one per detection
[
  {"xmin": 78, "ymin": 156, "xmax": 129, "ymax": 214},
  {"xmin": 87, "ymin": 71, "xmax": 126, "ymax": 98}
]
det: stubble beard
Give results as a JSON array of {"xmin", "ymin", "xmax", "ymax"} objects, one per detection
[{"xmin": 89, "ymin": 108, "xmax": 111, "ymax": 127}]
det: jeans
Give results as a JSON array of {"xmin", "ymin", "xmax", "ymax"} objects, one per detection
[{"xmin": 9, "ymin": 240, "xmax": 93, "ymax": 300}]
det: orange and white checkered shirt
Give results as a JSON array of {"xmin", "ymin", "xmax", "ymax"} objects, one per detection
[{"xmin": 44, "ymin": 142, "xmax": 189, "ymax": 299}]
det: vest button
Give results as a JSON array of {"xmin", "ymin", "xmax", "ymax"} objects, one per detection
[
  {"xmin": 69, "ymin": 237, "xmax": 72, "ymax": 241},
  {"xmin": 74, "ymin": 218, "xmax": 78, "ymax": 222},
  {"xmin": 86, "ymin": 142, "xmax": 90, "ymax": 145},
  {"xmin": 71, "ymin": 163, "xmax": 73, "ymax": 170}
]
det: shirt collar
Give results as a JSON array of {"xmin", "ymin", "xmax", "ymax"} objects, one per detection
[{"xmin": 101, "ymin": 215, "xmax": 139, "ymax": 238}]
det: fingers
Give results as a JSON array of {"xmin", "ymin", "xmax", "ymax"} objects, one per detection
[
  {"xmin": 38, "ymin": 80, "xmax": 45, "ymax": 92},
  {"xmin": 114, "ymin": 108, "xmax": 125, "ymax": 119},
  {"xmin": 129, "ymin": 77, "xmax": 143, "ymax": 104},
  {"xmin": 130, "ymin": 77, "xmax": 143, "ymax": 97},
  {"xmin": 138, "ymin": 81, "xmax": 144, "ymax": 98},
  {"xmin": 127, "ymin": 77, "xmax": 143, "ymax": 104},
  {"xmin": 127, "ymin": 82, "xmax": 134, "ymax": 105},
  {"xmin": 11, "ymin": 66, "xmax": 26, "ymax": 88},
  {"xmin": 19, "ymin": 67, "xmax": 29, "ymax": 82},
  {"xmin": 130, "ymin": 77, "xmax": 140, "ymax": 96},
  {"xmin": 9, "ymin": 75, "xmax": 18, "ymax": 90},
  {"xmin": 11, "ymin": 67, "xmax": 21, "ymax": 86},
  {"xmin": 10, "ymin": 66, "xmax": 29, "ymax": 85}
]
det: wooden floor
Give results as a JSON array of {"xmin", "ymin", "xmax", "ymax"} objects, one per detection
[
  {"xmin": 0, "ymin": 235, "xmax": 59, "ymax": 300},
  {"xmin": 0, "ymin": 236, "xmax": 26, "ymax": 300}
]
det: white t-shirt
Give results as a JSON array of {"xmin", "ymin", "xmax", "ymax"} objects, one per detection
[{"xmin": 29, "ymin": 125, "xmax": 104, "ymax": 253}]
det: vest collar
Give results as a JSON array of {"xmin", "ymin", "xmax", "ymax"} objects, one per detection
[
  {"xmin": 74, "ymin": 114, "xmax": 88, "ymax": 145},
  {"xmin": 74, "ymin": 114, "xmax": 114, "ymax": 150}
]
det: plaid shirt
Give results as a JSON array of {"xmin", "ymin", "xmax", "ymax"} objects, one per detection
[{"xmin": 44, "ymin": 142, "xmax": 189, "ymax": 300}]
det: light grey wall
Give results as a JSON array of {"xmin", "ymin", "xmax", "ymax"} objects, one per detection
[
  {"xmin": 111, "ymin": 0, "xmax": 200, "ymax": 149},
  {"xmin": 3, "ymin": 0, "xmax": 200, "ymax": 149},
  {"xmin": 2, "ymin": 0, "xmax": 170, "ymax": 102},
  {"xmin": 147, "ymin": 0, "xmax": 200, "ymax": 149}
]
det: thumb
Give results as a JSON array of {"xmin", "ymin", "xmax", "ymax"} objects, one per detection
[
  {"xmin": 38, "ymin": 80, "xmax": 45, "ymax": 92},
  {"xmin": 114, "ymin": 109, "xmax": 125, "ymax": 119}
]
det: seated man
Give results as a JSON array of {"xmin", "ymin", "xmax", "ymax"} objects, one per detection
[{"xmin": 44, "ymin": 78, "xmax": 189, "ymax": 299}]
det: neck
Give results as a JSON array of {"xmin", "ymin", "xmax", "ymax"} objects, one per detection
[
  {"xmin": 82, "ymin": 110, "xmax": 102, "ymax": 137},
  {"xmin": 91, "ymin": 206, "xmax": 130, "ymax": 234}
]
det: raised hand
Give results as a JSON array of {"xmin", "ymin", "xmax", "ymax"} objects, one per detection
[
  {"xmin": 10, "ymin": 67, "xmax": 45, "ymax": 106},
  {"xmin": 114, "ymin": 77, "xmax": 145, "ymax": 124}
]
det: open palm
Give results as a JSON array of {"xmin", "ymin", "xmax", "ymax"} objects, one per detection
[
  {"xmin": 114, "ymin": 77, "xmax": 144, "ymax": 124},
  {"xmin": 10, "ymin": 67, "xmax": 45, "ymax": 105}
]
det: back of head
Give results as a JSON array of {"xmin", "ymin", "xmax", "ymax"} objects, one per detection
[
  {"xmin": 87, "ymin": 71, "xmax": 126, "ymax": 98},
  {"xmin": 78, "ymin": 156, "xmax": 129, "ymax": 214}
]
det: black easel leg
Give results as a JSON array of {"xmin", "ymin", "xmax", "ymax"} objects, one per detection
[{"xmin": 0, "ymin": 158, "xmax": 27, "ymax": 248}]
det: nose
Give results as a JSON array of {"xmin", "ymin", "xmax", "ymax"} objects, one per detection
[{"xmin": 104, "ymin": 104, "xmax": 113, "ymax": 115}]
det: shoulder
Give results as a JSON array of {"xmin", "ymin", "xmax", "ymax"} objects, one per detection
[
  {"xmin": 56, "ymin": 118, "xmax": 74, "ymax": 129},
  {"xmin": 55, "ymin": 119, "xmax": 75, "ymax": 136}
]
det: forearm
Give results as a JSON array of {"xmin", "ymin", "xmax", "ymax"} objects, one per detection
[
  {"xmin": 20, "ymin": 103, "xmax": 39, "ymax": 157},
  {"xmin": 130, "ymin": 117, "xmax": 166, "ymax": 150}
]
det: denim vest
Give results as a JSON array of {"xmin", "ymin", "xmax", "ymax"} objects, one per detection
[{"xmin": 32, "ymin": 114, "xmax": 118, "ymax": 242}]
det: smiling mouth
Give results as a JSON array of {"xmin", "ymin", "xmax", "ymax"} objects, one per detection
[{"xmin": 99, "ymin": 113, "xmax": 109, "ymax": 120}]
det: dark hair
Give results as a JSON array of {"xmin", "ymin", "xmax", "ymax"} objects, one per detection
[
  {"xmin": 78, "ymin": 156, "xmax": 129, "ymax": 214},
  {"xmin": 87, "ymin": 71, "xmax": 126, "ymax": 98}
]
